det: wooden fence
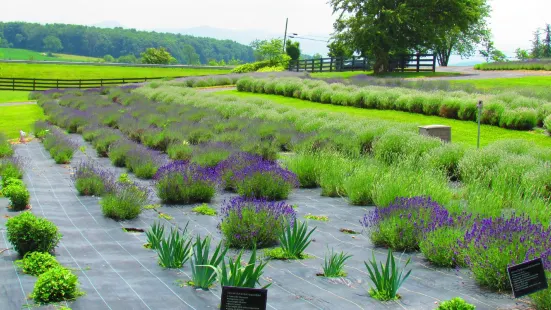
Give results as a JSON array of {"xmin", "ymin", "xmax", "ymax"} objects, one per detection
[
  {"xmin": 288, "ymin": 57, "xmax": 369, "ymax": 73},
  {"xmin": 0, "ymin": 77, "xmax": 164, "ymax": 91},
  {"xmin": 288, "ymin": 54, "xmax": 436, "ymax": 73},
  {"xmin": 389, "ymin": 54, "xmax": 436, "ymax": 72}
]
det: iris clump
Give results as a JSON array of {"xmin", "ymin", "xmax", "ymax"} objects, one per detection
[
  {"xmin": 361, "ymin": 196, "xmax": 453, "ymax": 252},
  {"xmin": 73, "ymin": 161, "xmax": 115, "ymax": 196},
  {"xmin": 459, "ymin": 214, "xmax": 551, "ymax": 291},
  {"xmin": 155, "ymin": 161, "xmax": 218, "ymax": 204},
  {"xmin": 230, "ymin": 157, "xmax": 299, "ymax": 200},
  {"xmin": 219, "ymin": 197, "xmax": 296, "ymax": 249}
]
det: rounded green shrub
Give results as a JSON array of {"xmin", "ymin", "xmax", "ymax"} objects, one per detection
[
  {"xmin": 439, "ymin": 97, "xmax": 462, "ymax": 119},
  {"xmin": 6, "ymin": 212, "xmax": 61, "ymax": 256},
  {"xmin": 167, "ymin": 143, "xmax": 193, "ymax": 160},
  {"xmin": 343, "ymin": 163, "xmax": 379, "ymax": 205},
  {"xmin": 16, "ymin": 252, "xmax": 61, "ymax": 276},
  {"xmin": 3, "ymin": 184, "xmax": 30, "ymax": 211},
  {"xmin": 436, "ymin": 297, "xmax": 475, "ymax": 310},
  {"xmin": 283, "ymin": 153, "xmax": 319, "ymax": 188},
  {"xmin": 544, "ymin": 115, "xmax": 551, "ymax": 134},
  {"xmin": 481, "ymin": 100, "xmax": 505, "ymax": 126},
  {"xmin": 498, "ymin": 108, "xmax": 537, "ymax": 130},
  {"xmin": 31, "ymin": 267, "xmax": 81, "ymax": 303},
  {"xmin": 426, "ymin": 144, "xmax": 465, "ymax": 180},
  {"xmin": 457, "ymin": 100, "xmax": 477, "ymax": 121},
  {"xmin": 75, "ymin": 176, "xmax": 105, "ymax": 196}
]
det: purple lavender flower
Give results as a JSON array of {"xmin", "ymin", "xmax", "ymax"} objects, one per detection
[{"xmin": 219, "ymin": 196, "xmax": 297, "ymax": 248}]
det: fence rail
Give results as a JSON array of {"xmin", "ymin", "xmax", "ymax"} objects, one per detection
[
  {"xmin": 0, "ymin": 77, "xmax": 164, "ymax": 91},
  {"xmin": 389, "ymin": 54, "xmax": 436, "ymax": 72},
  {"xmin": 288, "ymin": 54, "xmax": 436, "ymax": 73},
  {"xmin": 288, "ymin": 57, "xmax": 369, "ymax": 73}
]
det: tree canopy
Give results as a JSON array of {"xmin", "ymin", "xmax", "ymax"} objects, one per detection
[
  {"xmin": 43, "ymin": 35, "xmax": 63, "ymax": 53},
  {"xmin": 330, "ymin": 0, "xmax": 490, "ymax": 73},
  {"xmin": 0, "ymin": 22, "xmax": 254, "ymax": 64},
  {"xmin": 285, "ymin": 40, "xmax": 301, "ymax": 61},
  {"xmin": 141, "ymin": 47, "xmax": 176, "ymax": 64}
]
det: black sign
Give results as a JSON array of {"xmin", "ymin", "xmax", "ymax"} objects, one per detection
[
  {"xmin": 220, "ymin": 286, "xmax": 268, "ymax": 310},
  {"xmin": 507, "ymin": 257, "xmax": 548, "ymax": 298}
]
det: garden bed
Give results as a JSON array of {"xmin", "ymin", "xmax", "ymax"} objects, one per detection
[{"xmin": 0, "ymin": 140, "xmax": 528, "ymax": 309}]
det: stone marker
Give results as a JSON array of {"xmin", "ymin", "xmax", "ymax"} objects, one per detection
[{"xmin": 418, "ymin": 125, "xmax": 451, "ymax": 142}]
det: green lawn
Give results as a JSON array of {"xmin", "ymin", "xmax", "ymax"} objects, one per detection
[
  {"xmin": 0, "ymin": 91, "xmax": 30, "ymax": 103},
  {"xmin": 451, "ymin": 76, "xmax": 551, "ymax": 90},
  {"xmin": 0, "ymin": 63, "xmax": 232, "ymax": 79},
  {"xmin": 217, "ymin": 90, "xmax": 551, "ymax": 148},
  {"xmin": 310, "ymin": 71, "xmax": 460, "ymax": 79},
  {"xmin": 0, "ymin": 104, "xmax": 44, "ymax": 138},
  {"xmin": 0, "ymin": 48, "xmax": 102, "ymax": 62}
]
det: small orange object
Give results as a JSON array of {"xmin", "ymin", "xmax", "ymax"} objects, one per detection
[{"xmin": 19, "ymin": 130, "xmax": 27, "ymax": 144}]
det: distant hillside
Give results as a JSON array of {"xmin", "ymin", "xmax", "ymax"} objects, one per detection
[{"xmin": 0, "ymin": 22, "xmax": 254, "ymax": 64}]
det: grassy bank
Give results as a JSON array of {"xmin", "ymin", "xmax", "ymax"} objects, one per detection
[
  {"xmin": 0, "ymin": 103, "xmax": 44, "ymax": 138},
  {"xmin": 0, "ymin": 63, "xmax": 232, "ymax": 79},
  {"xmin": 216, "ymin": 90, "xmax": 551, "ymax": 148}
]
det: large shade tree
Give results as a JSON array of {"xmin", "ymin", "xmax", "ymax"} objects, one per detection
[{"xmin": 330, "ymin": 0, "xmax": 490, "ymax": 73}]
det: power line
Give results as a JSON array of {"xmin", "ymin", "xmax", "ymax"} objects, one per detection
[{"xmin": 288, "ymin": 36, "xmax": 329, "ymax": 42}]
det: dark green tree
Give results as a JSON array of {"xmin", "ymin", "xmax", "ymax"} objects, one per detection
[
  {"xmin": 531, "ymin": 30, "xmax": 543, "ymax": 58},
  {"xmin": 327, "ymin": 39, "xmax": 353, "ymax": 58},
  {"xmin": 141, "ymin": 47, "xmax": 175, "ymax": 64},
  {"xmin": 515, "ymin": 48, "xmax": 529, "ymax": 60},
  {"xmin": 285, "ymin": 40, "xmax": 301, "ymax": 60},
  {"xmin": 543, "ymin": 24, "xmax": 551, "ymax": 58},
  {"xmin": 479, "ymin": 40, "xmax": 506, "ymax": 62},
  {"xmin": 103, "ymin": 54, "xmax": 115, "ymax": 62},
  {"xmin": 43, "ymin": 35, "xmax": 62, "ymax": 53},
  {"xmin": 330, "ymin": 0, "xmax": 489, "ymax": 74}
]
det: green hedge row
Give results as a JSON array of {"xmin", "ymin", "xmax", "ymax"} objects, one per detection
[
  {"xmin": 236, "ymin": 77, "xmax": 550, "ymax": 131},
  {"xmin": 0, "ymin": 138, "xmax": 29, "ymax": 211},
  {"xmin": 474, "ymin": 60, "xmax": 551, "ymax": 71}
]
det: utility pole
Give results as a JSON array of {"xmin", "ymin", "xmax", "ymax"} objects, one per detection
[{"xmin": 283, "ymin": 18, "xmax": 288, "ymax": 52}]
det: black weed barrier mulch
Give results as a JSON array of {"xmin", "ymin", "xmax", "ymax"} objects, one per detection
[{"xmin": 0, "ymin": 139, "xmax": 531, "ymax": 310}]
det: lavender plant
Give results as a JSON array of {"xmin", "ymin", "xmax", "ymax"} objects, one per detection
[
  {"xmin": 42, "ymin": 127, "xmax": 78, "ymax": 164},
  {"xmin": 155, "ymin": 161, "xmax": 218, "ymax": 204},
  {"xmin": 361, "ymin": 197, "xmax": 453, "ymax": 252},
  {"xmin": 100, "ymin": 182, "xmax": 147, "ymax": 220},
  {"xmin": 459, "ymin": 215, "xmax": 551, "ymax": 291},
  {"xmin": 231, "ymin": 158, "xmax": 299, "ymax": 200},
  {"xmin": 73, "ymin": 161, "xmax": 116, "ymax": 196},
  {"xmin": 219, "ymin": 197, "xmax": 296, "ymax": 249},
  {"xmin": 125, "ymin": 145, "xmax": 163, "ymax": 179}
]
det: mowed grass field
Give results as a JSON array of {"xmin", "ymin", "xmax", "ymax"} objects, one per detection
[
  {"xmin": 310, "ymin": 71, "xmax": 461, "ymax": 79},
  {"xmin": 0, "ymin": 91, "xmax": 30, "ymax": 102},
  {"xmin": 0, "ymin": 103, "xmax": 44, "ymax": 138},
  {"xmin": 0, "ymin": 48, "xmax": 102, "ymax": 62},
  {"xmin": 0, "ymin": 63, "xmax": 232, "ymax": 79},
  {"xmin": 451, "ymin": 76, "xmax": 551, "ymax": 90},
  {"xmin": 217, "ymin": 90, "xmax": 551, "ymax": 148}
]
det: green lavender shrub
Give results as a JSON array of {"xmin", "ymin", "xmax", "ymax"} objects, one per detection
[
  {"xmin": 31, "ymin": 267, "xmax": 82, "ymax": 303},
  {"xmin": 15, "ymin": 252, "xmax": 61, "ymax": 276}
]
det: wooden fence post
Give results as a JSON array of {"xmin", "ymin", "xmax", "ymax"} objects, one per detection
[
  {"xmin": 330, "ymin": 58, "xmax": 334, "ymax": 72},
  {"xmin": 33, "ymin": 79, "xmax": 36, "ymax": 91},
  {"xmin": 79, "ymin": 80, "xmax": 82, "ymax": 89},
  {"xmin": 416, "ymin": 53, "xmax": 420, "ymax": 72},
  {"xmin": 311, "ymin": 59, "xmax": 314, "ymax": 72},
  {"xmin": 319, "ymin": 58, "xmax": 323, "ymax": 72},
  {"xmin": 56, "ymin": 80, "xmax": 59, "ymax": 88},
  {"xmin": 432, "ymin": 54, "xmax": 436, "ymax": 72},
  {"xmin": 12, "ymin": 78, "xmax": 15, "ymax": 91}
]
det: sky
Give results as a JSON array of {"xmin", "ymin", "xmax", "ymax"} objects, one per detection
[{"xmin": 1, "ymin": 0, "xmax": 550, "ymax": 58}]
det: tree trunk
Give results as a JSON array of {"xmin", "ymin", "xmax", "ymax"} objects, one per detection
[
  {"xmin": 436, "ymin": 48, "xmax": 451, "ymax": 67},
  {"xmin": 373, "ymin": 51, "xmax": 390, "ymax": 74}
]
